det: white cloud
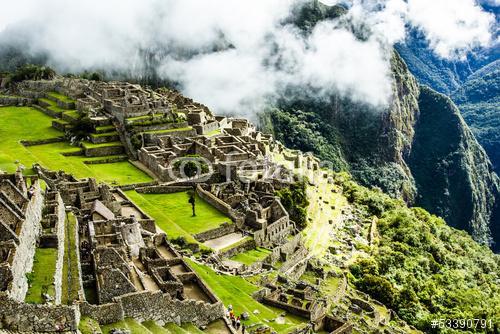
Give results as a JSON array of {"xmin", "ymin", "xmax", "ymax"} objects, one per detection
[
  {"xmin": 0, "ymin": 0, "xmax": 495, "ymax": 118},
  {"xmin": 407, "ymin": 0, "xmax": 495, "ymax": 58}
]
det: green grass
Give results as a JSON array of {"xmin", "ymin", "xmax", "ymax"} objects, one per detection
[
  {"xmin": 61, "ymin": 212, "xmax": 80, "ymax": 305},
  {"xmin": 0, "ymin": 106, "xmax": 62, "ymax": 173},
  {"xmin": 25, "ymin": 248, "xmax": 58, "ymax": 304},
  {"xmin": 27, "ymin": 142, "xmax": 150, "ymax": 185},
  {"xmin": 95, "ymin": 125, "xmax": 115, "ymax": 132},
  {"xmin": 0, "ymin": 106, "xmax": 151, "ymax": 184},
  {"xmin": 79, "ymin": 316, "xmax": 102, "ymax": 334},
  {"xmin": 181, "ymin": 323, "xmax": 204, "ymax": 333},
  {"xmin": 142, "ymin": 321, "xmax": 172, "ymax": 334},
  {"xmin": 124, "ymin": 190, "xmax": 230, "ymax": 240},
  {"xmin": 47, "ymin": 91, "xmax": 75, "ymax": 103},
  {"xmin": 205, "ymin": 129, "xmax": 221, "ymax": 137},
  {"xmin": 230, "ymin": 247, "xmax": 271, "ymax": 265},
  {"xmin": 53, "ymin": 119, "xmax": 70, "ymax": 125},
  {"xmin": 63, "ymin": 110, "xmax": 80, "ymax": 119},
  {"xmin": 187, "ymin": 259, "xmax": 304, "ymax": 333},
  {"xmin": 142, "ymin": 126, "xmax": 192, "ymax": 134},
  {"xmin": 38, "ymin": 98, "xmax": 68, "ymax": 113}
]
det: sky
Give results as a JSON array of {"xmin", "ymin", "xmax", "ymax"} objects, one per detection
[{"xmin": 0, "ymin": 0, "xmax": 496, "ymax": 117}]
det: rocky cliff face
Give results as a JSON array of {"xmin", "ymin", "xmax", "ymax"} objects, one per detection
[
  {"xmin": 409, "ymin": 86, "xmax": 500, "ymax": 249},
  {"xmin": 267, "ymin": 51, "xmax": 500, "ymax": 250}
]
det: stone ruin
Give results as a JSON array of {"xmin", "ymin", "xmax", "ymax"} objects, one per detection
[
  {"xmin": 0, "ymin": 77, "xmax": 350, "ymax": 333},
  {"xmin": 0, "ymin": 166, "xmax": 226, "ymax": 332}
]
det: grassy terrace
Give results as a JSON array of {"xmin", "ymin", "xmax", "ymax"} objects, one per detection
[
  {"xmin": 142, "ymin": 126, "xmax": 192, "ymax": 134},
  {"xmin": 95, "ymin": 125, "xmax": 115, "ymax": 132},
  {"xmin": 124, "ymin": 191, "xmax": 230, "ymax": 245},
  {"xmin": 61, "ymin": 212, "xmax": 80, "ymax": 305},
  {"xmin": 0, "ymin": 106, "xmax": 151, "ymax": 185},
  {"xmin": 63, "ymin": 109, "xmax": 80, "ymax": 119},
  {"xmin": 187, "ymin": 259, "xmax": 304, "ymax": 333},
  {"xmin": 90, "ymin": 131, "xmax": 118, "ymax": 138},
  {"xmin": 25, "ymin": 248, "xmax": 58, "ymax": 303},
  {"xmin": 38, "ymin": 97, "xmax": 68, "ymax": 113},
  {"xmin": 126, "ymin": 114, "xmax": 171, "ymax": 122},
  {"xmin": 230, "ymin": 247, "xmax": 271, "ymax": 265},
  {"xmin": 82, "ymin": 141, "xmax": 123, "ymax": 149},
  {"xmin": 205, "ymin": 129, "xmax": 221, "ymax": 137},
  {"xmin": 47, "ymin": 91, "xmax": 75, "ymax": 103}
]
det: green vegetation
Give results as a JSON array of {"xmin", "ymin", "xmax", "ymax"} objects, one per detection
[
  {"xmin": 0, "ymin": 105, "xmax": 151, "ymax": 184},
  {"xmin": 187, "ymin": 259, "xmax": 304, "ymax": 333},
  {"xmin": 39, "ymin": 97, "xmax": 68, "ymax": 113},
  {"xmin": 124, "ymin": 190, "xmax": 229, "ymax": 246},
  {"xmin": 66, "ymin": 115, "xmax": 92, "ymax": 142},
  {"xmin": 205, "ymin": 128, "xmax": 221, "ymax": 137},
  {"xmin": 100, "ymin": 318, "xmax": 152, "ymax": 334},
  {"xmin": 79, "ymin": 317, "xmax": 102, "ymax": 334},
  {"xmin": 230, "ymin": 247, "xmax": 271, "ymax": 265},
  {"xmin": 8, "ymin": 64, "xmax": 55, "ymax": 83},
  {"xmin": 452, "ymin": 60, "xmax": 500, "ymax": 174},
  {"xmin": 142, "ymin": 321, "xmax": 172, "ymax": 334},
  {"xmin": 262, "ymin": 108, "xmax": 348, "ymax": 171},
  {"xmin": 276, "ymin": 179, "xmax": 309, "ymax": 229},
  {"xmin": 25, "ymin": 248, "xmax": 58, "ymax": 304},
  {"xmin": 47, "ymin": 91, "xmax": 75, "ymax": 103},
  {"xmin": 340, "ymin": 173, "xmax": 500, "ymax": 332},
  {"xmin": 61, "ymin": 213, "xmax": 80, "ymax": 305},
  {"xmin": 0, "ymin": 106, "xmax": 61, "ymax": 173},
  {"xmin": 142, "ymin": 126, "xmax": 192, "ymax": 134},
  {"xmin": 409, "ymin": 86, "xmax": 499, "ymax": 248},
  {"xmin": 95, "ymin": 125, "xmax": 115, "ymax": 132}
]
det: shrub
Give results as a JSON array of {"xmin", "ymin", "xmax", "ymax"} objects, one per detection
[
  {"xmin": 355, "ymin": 274, "xmax": 398, "ymax": 308},
  {"xmin": 10, "ymin": 64, "xmax": 56, "ymax": 82}
]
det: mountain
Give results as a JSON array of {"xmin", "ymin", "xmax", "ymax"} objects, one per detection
[
  {"xmin": 264, "ymin": 51, "xmax": 500, "ymax": 252},
  {"xmin": 396, "ymin": 30, "xmax": 500, "ymax": 175}
]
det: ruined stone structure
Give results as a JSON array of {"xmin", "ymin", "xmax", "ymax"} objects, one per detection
[
  {"xmin": 0, "ymin": 78, "xmax": 349, "ymax": 333},
  {"xmin": 0, "ymin": 169, "xmax": 43, "ymax": 301}
]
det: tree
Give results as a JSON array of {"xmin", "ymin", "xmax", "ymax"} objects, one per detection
[
  {"xmin": 10, "ymin": 64, "xmax": 56, "ymax": 82},
  {"xmin": 65, "ymin": 115, "xmax": 92, "ymax": 144}
]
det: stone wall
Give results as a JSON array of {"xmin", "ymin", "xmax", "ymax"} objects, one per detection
[
  {"xmin": 84, "ymin": 145, "xmax": 125, "ymax": 157},
  {"xmin": 0, "ymin": 292, "xmax": 80, "ymax": 332},
  {"xmin": 193, "ymin": 222, "xmax": 235, "ymax": 242},
  {"xmin": 33, "ymin": 104, "xmax": 61, "ymax": 118},
  {"xmin": 0, "ymin": 96, "xmax": 33, "ymax": 106},
  {"xmin": 219, "ymin": 238, "xmax": 256, "ymax": 258},
  {"xmin": 278, "ymin": 246, "xmax": 308, "ymax": 274},
  {"xmin": 196, "ymin": 186, "xmax": 244, "ymax": 226},
  {"xmin": 143, "ymin": 128, "xmax": 197, "ymax": 143},
  {"xmin": 54, "ymin": 192, "xmax": 66, "ymax": 304},
  {"xmin": 79, "ymin": 290, "xmax": 225, "ymax": 327},
  {"xmin": 7, "ymin": 180, "xmax": 43, "ymax": 301},
  {"xmin": 79, "ymin": 301, "xmax": 124, "ymax": 324},
  {"xmin": 136, "ymin": 185, "xmax": 192, "ymax": 194},
  {"xmin": 131, "ymin": 121, "xmax": 189, "ymax": 133},
  {"xmin": 21, "ymin": 137, "xmax": 65, "ymax": 146}
]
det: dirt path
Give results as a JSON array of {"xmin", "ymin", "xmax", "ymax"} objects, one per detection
[{"xmin": 203, "ymin": 232, "xmax": 245, "ymax": 250}]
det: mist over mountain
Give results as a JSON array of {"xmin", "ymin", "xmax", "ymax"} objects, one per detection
[{"xmin": 0, "ymin": 0, "xmax": 499, "ymax": 251}]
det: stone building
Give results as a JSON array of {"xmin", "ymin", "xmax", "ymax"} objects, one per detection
[{"xmin": 0, "ymin": 169, "xmax": 44, "ymax": 301}]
